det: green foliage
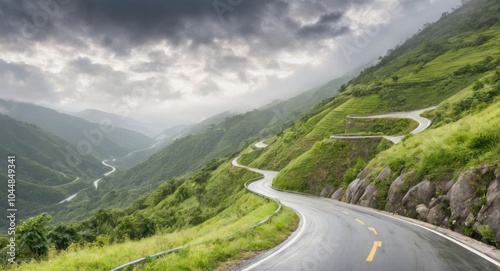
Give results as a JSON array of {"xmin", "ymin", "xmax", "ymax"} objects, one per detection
[
  {"xmin": 453, "ymin": 56, "xmax": 500, "ymax": 76},
  {"xmin": 477, "ymin": 224, "xmax": 499, "ymax": 247},
  {"xmin": 48, "ymin": 224, "xmax": 78, "ymax": 252},
  {"xmin": 17, "ymin": 213, "xmax": 52, "ymax": 260},
  {"xmin": 238, "ymin": 146, "xmax": 265, "ymax": 166},
  {"xmin": 112, "ymin": 214, "xmax": 156, "ymax": 242},
  {"xmin": 0, "ymin": 114, "xmax": 107, "ymax": 231},
  {"xmin": 273, "ymin": 138, "xmax": 382, "ymax": 194},
  {"xmin": 372, "ymin": 103, "xmax": 500, "ymax": 183},
  {"xmin": 346, "ymin": 117, "xmax": 418, "ymax": 135},
  {"xmin": 343, "ymin": 159, "xmax": 367, "ymax": 186}
]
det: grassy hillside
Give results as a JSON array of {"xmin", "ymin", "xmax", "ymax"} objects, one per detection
[
  {"xmin": 244, "ymin": 0, "xmax": 500, "ymax": 244},
  {"xmin": 272, "ymin": 138, "xmax": 390, "ymax": 194},
  {"xmin": 250, "ymin": 0, "xmax": 500, "ymax": 174},
  {"xmin": 49, "ymin": 81, "xmax": 348, "ymax": 226},
  {"xmin": 368, "ymin": 83, "xmax": 499, "ymax": 193},
  {"xmin": 5, "ymin": 1, "xmax": 500, "ymax": 268},
  {"xmin": 345, "ymin": 118, "xmax": 418, "ymax": 135},
  {"xmin": 0, "ymin": 114, "xmax": 106, "ymax": 231},
  {"xmin": 2, "ymin": 156, "xmax": 299, "ymax": 270}
]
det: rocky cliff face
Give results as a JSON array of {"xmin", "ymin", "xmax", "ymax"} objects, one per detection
[{"xmin": 327, "ymin": 164, "xmax": 500, "ymax": 246}]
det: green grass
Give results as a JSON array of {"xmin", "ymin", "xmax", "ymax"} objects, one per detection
[
  {"xmin": 238, "ymin": 145, "xmax": 265, "ymax": 167},
  {"xmin": 250, "ymin": 95, "xmax": 391, "ymax": 171},
  {"xmin": 401, "ymin": 27, "xmax": 500, "ymax": 82},
  {"xmin": 273, "ymin": 138, "xmax": 389, "ymax": 194},
  {"xmin": 6, "ymin": 156, "xmax": 300, "ymax": 270},
  {"xmin": 368, "ymin": 102, "xmax": 500, "ymax": 182},
  {"xmin": 345, "ymin": 118, "xmax": 418, "ymax": 135},
  {"xmin": 7, "ymin": 193, "xmax": 298, "ymax": 271}
]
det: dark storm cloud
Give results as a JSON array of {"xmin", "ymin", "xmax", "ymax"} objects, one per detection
[
  {"xmin": 214, "ymin": 55, "xmax": 249, "ymax": 71},
  {"xmin": 297, "ymin": 11, "xmax": 349, "ymax": 39},
  {"xmin": 0, "ymin": 0, "xmax": 376, "ymax": 54},
  {"xmin": 69, "ymin": 57, "xmax": 110, "ymax": 76},
  {"xmin": 69, "ymin": 0, "xmax": 279, "ymax": 54},
  {"xmin": 131, "ymin": 51, "xmax": 172, "ymax": 73},
  {"xmin": 0, "ymin": 0, "xmax": 463, "ymax": 122}
]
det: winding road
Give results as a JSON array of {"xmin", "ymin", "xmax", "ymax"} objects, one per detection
[
  {"xmin": 232, "ymin": 159, "xmax": 500, "ymax": 271},
  {"xmin": 60, "ymin": 141, "xmax": 158, "ymax": 202},
  {"xmin": 93, "ymin": 159, "xmax": 117, "ymax": 189},
  {"xmin": 330, "ymin": 106, "xmax": 436, "ymax": 144},
  {"xmin": 255, "ymin": 140, "xmax": 269, "ymax": 149},
  {"xmin": 231, "ymin": 106, "xmax": 499, "ymax": 270}
]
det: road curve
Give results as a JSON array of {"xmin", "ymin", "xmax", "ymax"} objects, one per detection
[
  {"xmin": 330, "ymin": 106, "xmax": 436, "ymax": 144},
  {"xmin": 255, "ymin": 140, "xmax": 269, "ymax": 149},
  {"xmin": 231, "ymin": 158, "xmax": 499, "ymax": 271}
]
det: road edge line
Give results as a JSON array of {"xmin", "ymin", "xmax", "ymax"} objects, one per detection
[{"xmin": 379, "ymin": 212, "xmax": 500, "ymax": 267}]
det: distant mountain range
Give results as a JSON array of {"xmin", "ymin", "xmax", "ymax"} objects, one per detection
[
  {"xmin": 0, "ymin": 99, "xmax": 155, "ymax": 160},
  {"xmin": 75, "ymin": 109, "xmax": 158, "ymax": 138}
]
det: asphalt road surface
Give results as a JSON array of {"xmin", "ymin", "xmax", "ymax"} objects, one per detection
[{"xmin": 232, "ymin": 158, "xmax": 500, "ymax": 271}]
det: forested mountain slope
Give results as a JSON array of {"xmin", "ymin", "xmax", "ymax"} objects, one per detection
[
  {"xmin": 0, "ymin": 99, "xmax": 155, "ymax": 160},
  {"xmin": 0, "ymin": 114, "xmax": 106, "ymax": 230}
]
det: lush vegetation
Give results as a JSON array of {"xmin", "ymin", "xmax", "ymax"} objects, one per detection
[
  {"xmin": 4, "ymin": 0, "xmax": 500, "ymax": 269},
  {"xmin": 345, "ymin": 118, "xmax": 418, "ymax": 135},
  {"xmin": 368, "ymin": 93, "xmax": 499, "ymax": 195},
  {"xmin": 0, "ymin": 115, "xmax": 107, "ymax": 231},
  {"xmin": 1, "ymin": 155, "xmax": 299, "ymax": 269},
  {"xmin": 48, "ymin": 76, "xmax": 350, "ymax": 227},
  {"xmin": 3, "ymin": 195, "xmax": 297, "ymax": 271},
  {"xmin": 250, "ymin": 0, "xmax": 500, "ymax": 175},
  {"xmin": 273, "ymin": 138, "xmax": 389, "ymax": 194}
]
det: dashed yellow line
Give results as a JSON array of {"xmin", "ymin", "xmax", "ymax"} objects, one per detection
[
  {"xmin": 341, "ymin": 211, "xmax": 349, "ymax": 215},
  {"xmin": 368, "ymin": 227, "xmax": 378, "ymax": 235},
  {"xmin": 355, "ymin": 218, "xmax": 366, "ymax": 225},
  {"xmin": 366, "ymin": 241, "xmax": 382, "ymax": 262}
]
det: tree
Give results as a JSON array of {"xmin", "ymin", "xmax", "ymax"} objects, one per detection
[
  {"xmin": 392, "ymin": 75, "xmax": 399, "ymax": 83},
  {"xmin": 48, "ymin": 224, "xmax": 77, "ymax": 252},
  {"xmin": 17, "ymin": 213, "xmax": 52, "ymax": 260}
]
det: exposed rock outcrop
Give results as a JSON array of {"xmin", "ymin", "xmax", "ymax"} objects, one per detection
[
  {"xmin": 358, "ymin": 183, "xmax": 378, "ymax": 208},
  {"xmin": 320, "ymin": 186, "xmax": 334, "ymax": 198},
  {"xmin": 386, "ymin": 174, "xmax": 405, "ymax": 212},
  {"xmin": 450, "ymin": 171, "xmax": 477, "ymax": 222},
  {"xmin": 339, "ymin": 164, "xmax": 499, "ymax": 244},
  {"xmin": 377, "ymin": 168, "xmax": 391, "ymax": 181},
  {"xmin": 416, "ymin": 204, "xmax": 430, "ymax": 219},
  {"xmin": 401, "ymin": 179, "xmax": 435, "ymax": 217},
  {"xmin": 345, "ymin": 178, "xmax": 368, "ymax": 204},
  {"xmin": 476, "ymin": 170, "xmax": 500, "ymax": 238},
  {"xmin": 331, "ymin": 188, "xmax": 345, "ymax": 201}
]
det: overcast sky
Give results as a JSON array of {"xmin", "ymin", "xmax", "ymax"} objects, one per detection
[{"xmin": 0, "ymin": 0, "xmax": 460, "ymax": 124}]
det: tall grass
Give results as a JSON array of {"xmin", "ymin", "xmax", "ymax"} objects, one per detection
[{"xmin": 7, "ymin": 193, "xmax": 298, "ymax": 271}]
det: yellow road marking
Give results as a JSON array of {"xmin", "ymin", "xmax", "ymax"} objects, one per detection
[
  {"xmin": 368, "ymin": 227, "xmax": 378, "ymax": 235},
  {"xmin": 355, "ymin": 218, "xmax": 365, "ymax": 225},
  {"xmin": 366, "ymin": 241, "xmax": 382, "ymax": 262},
  {"xmin": 341, "ymin": 211, "xmax": 349, "ymax": 215}
]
